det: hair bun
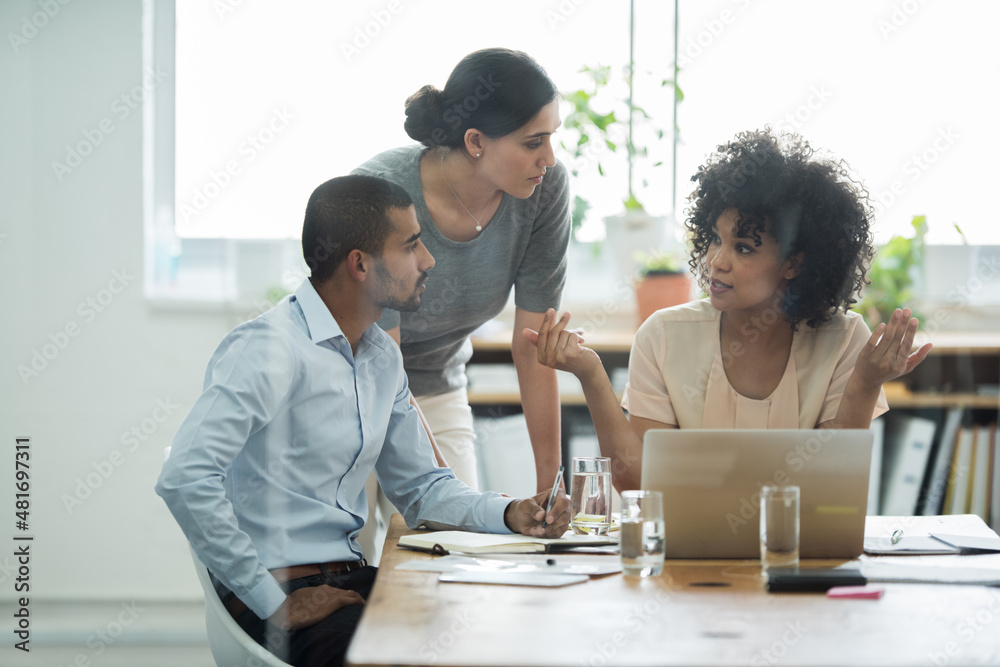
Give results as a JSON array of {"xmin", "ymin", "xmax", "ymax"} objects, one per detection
[{"xmin": 403, "ymin": 85, "xmax": 444, "ymax": 146}]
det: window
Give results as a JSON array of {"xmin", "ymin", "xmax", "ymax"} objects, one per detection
[{"xmin": 148, "ymin": 0, "xmax": 1000, "ymax": 307}]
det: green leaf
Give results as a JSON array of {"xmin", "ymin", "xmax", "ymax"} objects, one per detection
[
  {"xmin": 591, "ymin": 111, "xmax": 617, "ymax": 131},
  {"xmin": 954, "ymin": 223, "xmax": 968, "ymax": 244},
  {"xmin": 623, "ymin": 193, "xmax": 644, "ymax": 211},
  {"xmin": 570, "ymin": 194, "xmax": 591, "ymax": 232}
]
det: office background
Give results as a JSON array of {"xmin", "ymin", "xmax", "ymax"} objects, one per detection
[{"xmin": 1, "ymin": 1, "xmax": 997, "ymax": 665}]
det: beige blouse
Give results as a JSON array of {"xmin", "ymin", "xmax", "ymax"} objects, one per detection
[{"xmin": 622, "ymin": 300, "xmax": 889, "ymax": 429}]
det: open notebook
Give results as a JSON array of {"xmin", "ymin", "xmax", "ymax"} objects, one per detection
[{"xmin": 398, "ymin": 530, "xmax": 616, "ymax": 555}]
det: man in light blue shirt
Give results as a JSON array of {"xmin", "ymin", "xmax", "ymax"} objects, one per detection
[{"xmin": 155, "ymin": 175, "xmax": 569, "ymax": 667}]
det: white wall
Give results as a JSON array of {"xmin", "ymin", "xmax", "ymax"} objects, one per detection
[{"xmin": 0, "ymin": 0, "xmax": 224, "ymax": 601}]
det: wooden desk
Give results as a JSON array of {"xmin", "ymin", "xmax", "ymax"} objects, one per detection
[{"xmin": 348, "ymin": 516, "xmax": 1000, "ymax": 667}]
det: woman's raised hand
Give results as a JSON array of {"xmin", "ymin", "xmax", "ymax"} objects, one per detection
[
  {"xmin": 854, "ymin": 308, "xmax": 933, "ymax": 387},
  {"xmin": 522, "ymin": 308, "xmax": 601, "ymax": 377}
]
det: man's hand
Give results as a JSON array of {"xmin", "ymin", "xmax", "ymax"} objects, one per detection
[
  {"xmin": 268, "ymin": 585, "xmax": 365, "ymax": 632},
  {"xmin": 853, "ymin": 308, "xmax": 933, "ymax": 388},
  {"xmin": 522, "ymin": 309, "xmax": 601, "ymax": 378},
  {"xmin": 504, "ymin": 487, "xmax": 571, "ymax": 537}
]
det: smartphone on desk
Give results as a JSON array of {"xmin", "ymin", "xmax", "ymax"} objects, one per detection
[{"xmin": 766, "ymin": 567, "xmax": 866, "ymax": 592}]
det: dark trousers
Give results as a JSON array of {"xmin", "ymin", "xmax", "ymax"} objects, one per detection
[{"xmin": 230, "ymin": 566, "xmax": 377, "ymax": 667}]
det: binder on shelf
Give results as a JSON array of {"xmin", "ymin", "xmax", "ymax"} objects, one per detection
[
  {"xmin": 991, "ymin": 427, "xmax": 1000, "ymax": 531},
  {"xmin": 945, "ymin": 427, "xmax": 975, "ymax": 515},
  {"xmin": 880, "ymin": 413, "xmax": 937, "ymax": 515},
  {"xmin": 919, "ymin": 407, "xmax": 964, "ymax": 515},
  {"xmin": 970, "ymin": 424, "xmax": 996, "ymax": 523}
]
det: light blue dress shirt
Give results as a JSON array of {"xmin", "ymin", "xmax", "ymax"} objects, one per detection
[{"xmin": 156, "ymin": 280, "xmax": 511, "ymax": 619}]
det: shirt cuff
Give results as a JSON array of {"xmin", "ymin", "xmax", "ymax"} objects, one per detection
[
  {"xmin": 243, "ymin": 573, "xmax": 287, "ymax": 619},
  {"xmin": 484, "ymin": 494, "xmax": 516, "ymax": 534}
]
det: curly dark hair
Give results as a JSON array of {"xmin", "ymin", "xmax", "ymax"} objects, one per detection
[{"xmin": 685, "ymin": 128, "xmax": 875, "ymax": 329}]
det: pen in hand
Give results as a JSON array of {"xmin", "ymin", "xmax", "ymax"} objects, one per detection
[{"xmin": 542, "ymin": 465, "xmax": 564, "ymax": 528}]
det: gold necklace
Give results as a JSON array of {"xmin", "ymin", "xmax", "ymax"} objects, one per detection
[{"xmin": 440, "ymin": 154, "xmax": 496, "ymax": 233}]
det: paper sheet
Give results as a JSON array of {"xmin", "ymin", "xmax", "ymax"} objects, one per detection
[{"xmin": 396, "ymin": 554, "xmax": 622, "ymax": 576}]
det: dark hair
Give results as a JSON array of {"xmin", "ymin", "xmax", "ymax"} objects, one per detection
[
  {"xmin": 301, "ymin": 175, "xmax": 413, "ymax": 284},
  {"xmin": 403, "ymin": 48, "xmax": 557, "ymax": 149},
  {"xmin": 685, "ymin": 128, "xmax": 875, "ymax": 329}
]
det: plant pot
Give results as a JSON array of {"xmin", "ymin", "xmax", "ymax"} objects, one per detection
[
  {"xmin": 634, "ymin": 272, "xmax": 692, "ymax": 324},
  {"xmin": 604, "ymin": 211, "xmax": 666, "ymax": 282}
]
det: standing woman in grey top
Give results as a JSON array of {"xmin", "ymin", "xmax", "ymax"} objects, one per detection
[{"xmin": 354, "ymin": 48, "xmax": 570, "ymax": 493}]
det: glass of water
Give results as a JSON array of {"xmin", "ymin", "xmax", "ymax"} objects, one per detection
[
  {"xmin": 760, "ymin": 485, "xmax": 800, "ymax": 571},
  {"xmin": 620, "ymin": 490, "xmax": 665, "ymax": 577},
  {"xmin": 570, "ymin": 457, "xmax": 612, "ymax": 535}
]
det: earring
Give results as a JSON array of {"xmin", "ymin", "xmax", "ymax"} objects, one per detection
[{"xmin": 476, "ymin": 153, "xmax": 481, "ymax": 158}]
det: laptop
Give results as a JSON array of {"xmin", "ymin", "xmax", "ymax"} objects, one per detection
[{"xmin": 640, "ymin": 429, "xmax": 874, "ymax": 559}]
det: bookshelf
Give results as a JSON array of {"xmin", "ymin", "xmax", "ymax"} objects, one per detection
[
  {"xmin": 469, "ymin": 329, "xmax": 1000, "ymax": 410},
  {"xmin": 468, "ymin": 328, "xmax": 999, "ymax": 527}
]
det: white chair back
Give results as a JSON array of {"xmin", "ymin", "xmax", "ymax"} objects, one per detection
[{"xmin": 189, "ymin": 549, "xmax": 293, "ymax": 667}]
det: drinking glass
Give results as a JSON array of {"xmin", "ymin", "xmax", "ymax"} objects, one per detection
[
  {"xmin": 570, "ymin": 457, "xmax": 612, "ymax": 535},
  {"xmin": 760, "ymin": 485, "xmax": 800, "ymax": 570},
  {"xmin": 620, "ymin": 490, "xmax": 665, "ymax": 577}
]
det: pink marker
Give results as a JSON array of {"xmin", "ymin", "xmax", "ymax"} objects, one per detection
[{"xmin": 827, "ymin": 585, "xmax": 885, "ymax": 600}]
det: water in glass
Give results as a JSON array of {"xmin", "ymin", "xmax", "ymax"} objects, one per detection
[
  {"xmin": 570, "ymin": 471, "xmax": 612, "ymax": 535},
  {"xmin": 621, "ymin": 517, "xmax": 665, "ymax": 576}
]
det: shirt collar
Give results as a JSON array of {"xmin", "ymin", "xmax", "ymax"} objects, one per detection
[
  {"xmin": 292, "ymin": 280, "xmax": 391, "ymax": 357},
  {"xmin": 294, "ymin": 279, "xmax": 346, "ymax": 345}
]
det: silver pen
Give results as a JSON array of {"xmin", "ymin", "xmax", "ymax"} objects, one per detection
[{"xmin": 542, "ymin": 465, "xmax": 564, "ymax": 528}]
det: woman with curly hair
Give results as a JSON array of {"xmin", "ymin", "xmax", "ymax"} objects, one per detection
[{"xmin": 525, "ymin": 128, "xmax": 931, "ymax": 492}]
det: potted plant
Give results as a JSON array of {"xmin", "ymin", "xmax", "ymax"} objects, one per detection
[
  {"xmin": 633, "ymin": 249, "xmax": 691, "ymax": 324},
  {"xmin": 854, "ymin": 215, "xmax": 927, "ymax": 330},
  {"xmin": 558, "ymin": 0, "xmax": 682, "ymax": 279}
]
